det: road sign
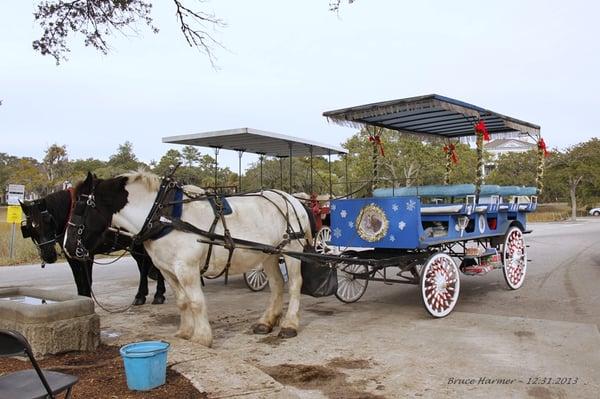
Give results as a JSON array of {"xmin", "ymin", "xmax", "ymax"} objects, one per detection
[
  {"xmin": 7, "ymin": 184, "xmax": 25, "ymax": 205},
  {"xmin": 6, "ymin": 205, "xmax": 22, "ymax": 223}
]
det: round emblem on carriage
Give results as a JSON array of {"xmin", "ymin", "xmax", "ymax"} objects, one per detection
[
  {"xmin": 356, "ymin": 203, "xmax": 389, "ymax": 242},
  {"xmin": 478, "ymin": 214, "xmax": 486, "ymax": 234}
]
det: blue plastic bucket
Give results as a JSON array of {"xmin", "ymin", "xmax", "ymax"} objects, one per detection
[{"xmin": 120, "ymin": 340, "xmax": 170, "ymax": 391}]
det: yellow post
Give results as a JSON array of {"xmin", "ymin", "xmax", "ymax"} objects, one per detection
[{"xmin": 6, "ymin": 205, "xmax": 22, "ymax": 259}]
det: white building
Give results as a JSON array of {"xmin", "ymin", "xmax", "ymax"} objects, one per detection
[{"xmin": 484, "ymin": 138, "xmax": 536, "ymax": 175}]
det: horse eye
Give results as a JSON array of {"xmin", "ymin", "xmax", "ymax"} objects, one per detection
[{"xmin": 32, "ymin": 222, "xmax": 38, "ymax": 228}]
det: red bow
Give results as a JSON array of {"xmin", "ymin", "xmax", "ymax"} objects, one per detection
[
  {"xmin": 369, "ymin": 134, "xmax": 385, "ymax": 156},
  {"xmin": 474, "ymin": 119, "xmax": 490, "ymax": 141},
  {"xmin": 538, "ymin": 138, "xmax": 549, "ymax": 157},
  {"xmin": 443, "ymin": 143, "xmax": 459, "ymax": 164}
]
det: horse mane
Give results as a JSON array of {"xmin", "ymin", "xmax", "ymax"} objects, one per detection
[{"xmin": 119, "ymin": 169, "xmax": 161, "ymax": 192}]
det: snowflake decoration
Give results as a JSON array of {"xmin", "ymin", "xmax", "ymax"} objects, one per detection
[
  {"xmin": 333, "ymin": 227, "xmax": 342, "ymax": 239},
  {"xmin": 406, "ymin": 200, "xmax": 416, "ymax": 212},
  {"xmin": 348, "ymin": 221, "xmax": 354, "ymax": 228},
  {"xmin": 398, "ymin": 221, "xmax": 406, "ymax": 230},
  {"xmin": 389, "ymin": 235, "xmax": 396, "ymax": 242},
  {"xmin": 330, "ymin": 203, "xmax": 337, "ymax": 211},
  {"xmin": 392, "ymin": 203, "xmax": 399, "ymax": 212},
  {"xmin": 340, "ymin": 210, "xmax": 348, "ymax": 218}
]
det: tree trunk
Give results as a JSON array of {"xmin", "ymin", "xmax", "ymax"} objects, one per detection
[
  {"xmin": 568, "ymin": 176, "xmax": 583, "ymax": 221},
  {"xmin": 569, "ymin": 184, "xmax": 577, "ymax": 221}
]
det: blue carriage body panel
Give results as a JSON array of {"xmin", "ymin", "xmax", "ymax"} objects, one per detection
[
  {"xmin": 330, "ymin": 197, "xmax": 422, "ymax": 249},
  {"xmin": 330, "ymin": 196, "xmax": 531, "ymax": 250}
]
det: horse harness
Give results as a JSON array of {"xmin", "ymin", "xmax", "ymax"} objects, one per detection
[
  {"xmin": 136, "ymin": 177, "xmax": 308, "ymax": 281},
  {"xmin": 70, "ymin": 174, "xmax": 308, "ymax": 280}
]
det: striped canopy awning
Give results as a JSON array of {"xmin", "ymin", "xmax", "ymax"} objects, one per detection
[{"xmin": 323, "ymin": 94, "xmax": 540, "ymax": 138}]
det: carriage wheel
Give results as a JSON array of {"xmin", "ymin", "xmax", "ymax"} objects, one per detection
[
  {"xmin": 420, "ymin": 253, "xmax": 460, "ymax": 318},
  {"xmin": 314, "ymin": 226, "xmax": 339, "ymax": 255},
  {"xmin": 244, "ymin": 267, "xmax": 269, "ymax": 292},
  {"xmin": 335, "ymin": 261, "xmax": 369, "ymax": 303},
  {"xmin": 502, "ymin": 226, "xmax": 527, "ymax": 290}
]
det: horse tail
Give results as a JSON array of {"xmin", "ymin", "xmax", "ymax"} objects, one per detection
[{"xmin": 302, "ymin": 203, "xmax": 317, "ymax": 244}]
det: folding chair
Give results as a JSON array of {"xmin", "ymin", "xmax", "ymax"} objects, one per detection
[{"xmin": 0, "ymin": 329, "xmax": 79, "ymax": 399}]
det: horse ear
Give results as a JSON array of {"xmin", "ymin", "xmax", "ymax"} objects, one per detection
[
  {"xmin": 19, "ymin": 200, "xmax": 29, "ymax": 215},
  {"xmin": 81, "ymin": 171, "xmax": 94, "ymax": 191}
]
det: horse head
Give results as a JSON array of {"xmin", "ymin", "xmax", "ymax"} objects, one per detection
[
  {"xmin": 64, "ymin": 172, "xmax": 128, "ymax": 260},
  {"xmin": 20, "ymin": 198, "xmax": 59, "ymax": 263}
]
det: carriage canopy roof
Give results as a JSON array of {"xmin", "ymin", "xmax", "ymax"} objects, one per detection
[
  {"xmin": 162, "ymin": 128, "xmax": 347, "ymax": 157},
  {"xmin": 323, "ymin": 94, "xmax": 540, "ymax": 139}
]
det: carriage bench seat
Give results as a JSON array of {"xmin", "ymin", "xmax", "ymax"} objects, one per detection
[
  {"xmin": 374, "ymin": 184, "xmax": 537, "ymax": 200},
  {"xmin": 420, "ymin": 204, "xmax": 465, "ymax": 214}
]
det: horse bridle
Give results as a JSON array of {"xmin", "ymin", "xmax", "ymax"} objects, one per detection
[
  {"xmin": 67, "ymin": 186, "xmax": 102, "ymax": 260},
  {"xmin": 21, "ymin": 200, "xmax": 59, "ymax": 249}
]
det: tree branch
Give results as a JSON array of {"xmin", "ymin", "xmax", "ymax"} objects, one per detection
[
  {"xmin": 172, "ymin": 0, "xmax": 225, "ymax": 68},
  {"xmin": 32, "ymin": 0, "xmax": 224, "ymax": 65}
]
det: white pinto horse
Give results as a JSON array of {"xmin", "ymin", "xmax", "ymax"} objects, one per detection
[{"xmin": 64, "ymin": 171, "xmax": 313, "ymax": 347}]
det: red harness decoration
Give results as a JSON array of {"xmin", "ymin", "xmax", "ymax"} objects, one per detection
[
  {"xmin": 538, "ymin": 138, "xmax": 549, "ymax": 157},
  {"xmin": 368, "ymin": 134, "xmax": 385, "ymax": 156},
  {"xmin": 474, "ymin": 119, "xmax": 490, "ymax": 141},
  {"xmin": 443, "ymin": 143, "xmax": 459, "ymax": 164}
]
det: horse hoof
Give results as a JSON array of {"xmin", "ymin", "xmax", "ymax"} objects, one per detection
[
  {"xmin": 133, "ymin": 297, "xmax": 146, "ymax": 306},
  {"xmin": 252, "ymin": 323, "xmax": 272, "ymax": 335},
  {"xmin": 152, "ymin": 296, "xmax": 165, "ymax": 305},
  {"xmin": 278, "ymin": 327, "xmax": 297, "ymax": 339}
]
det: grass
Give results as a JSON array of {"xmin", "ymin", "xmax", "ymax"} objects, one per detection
[{"xmin": 0, "ymin": 207, "xmax": 44, "ymax": 266}]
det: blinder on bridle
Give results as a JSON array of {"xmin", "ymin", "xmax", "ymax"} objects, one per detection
[{"xmin": 21, "ymin": 200, "xmax": 58, "ymax": 248}]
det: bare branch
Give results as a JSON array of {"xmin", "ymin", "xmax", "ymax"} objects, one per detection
[
  {"xmin": 172, "ymin": 0, "xmax": 225, "ymax": 68},
  {"xmin": 329, "ymin": 0, "xmax": 356, "ymax": 12},
  {"xmin": 32, "ymin": 0, "xmax": 224, "ymax": 65}
]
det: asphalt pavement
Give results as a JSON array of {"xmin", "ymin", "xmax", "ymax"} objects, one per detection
[{"xmin": 1, "ymin": 218, "xmax": 599, "ymax": 398}]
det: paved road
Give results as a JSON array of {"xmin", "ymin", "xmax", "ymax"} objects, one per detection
[{"xmin": 1, "ymin": 219, "xmax": 599, "ymax": 398}]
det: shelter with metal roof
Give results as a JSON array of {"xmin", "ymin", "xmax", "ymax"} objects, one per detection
[
  {"xmin": 162, "ymin": 128, "xmax": 347, "ymax": 194},
  {"xmin": 163, "ymin": 128, "xmax": 347, "ymax": 157}
]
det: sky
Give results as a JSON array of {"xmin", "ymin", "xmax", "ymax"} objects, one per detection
[{"xmin": 2, "ymin": 0, "xmax": 600, "ymax": 171}]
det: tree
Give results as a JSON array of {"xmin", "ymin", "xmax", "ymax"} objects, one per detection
[
  {"xmin": 329, "ymin": 0, "xmax": 356, "ymax": 11},
  {"xmin": 486, "ymin": 151, "xmax": 537, "ymax": 187},
  {"xmin": 181, "ymin": 145, "xmax": 200, "ymax": 167},
  {"xmin": 33, "ymin": 0, "xmax": 224, "ymax": 65},
  {"xmin": 108, "ymin": 141, "xmax": 142, "ymax": 173},
  {"xmin": 70, "ymin": 157, "xmax": 107, "ymax": 181},
  {"xmin": 9, "ymin": 158, "xmax": 47, "ymax": 198},
  {"xmin": 32, "ymin": 1, "xmax": 348, "ymax": 65},
  {"xmin": 153, "ymin": 149, "xmax": 182, "ymax": 176},
  {"xmin": 42, "ymin": 143, "xmax": 70, "ymax": 191},
  {"xmin": 546, "ymin": 139, "xmax": 600, "ymax": 220}
]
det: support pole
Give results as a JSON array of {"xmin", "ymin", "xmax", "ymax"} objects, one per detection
[
  {"xmin": 237, "ymin": 150, "xmax": 244, "ymax": 192},
  {"xmin": 345, "ymin": 153, "xmax": 349, "ymax": 197},
  {"xmin": 288, "ymin": 142, "xmax": 293, "ymax": 193},
  {"xmin": 371, "ymin": 128, "xmax": 378, "ymax": 194},
  {"xmin": 258, "ymin": 153, "xmax": 265, "ymax": 189},
  {"xmin": 9, "ymin": 223, "xmax": 16, "ymax": 259},
  {"xmin": 475, "ymin": 131, "xmax": 483, "ymax": 201},
  {"xmin": 279, "ymin": 157, "xmax": 284, "ymax": 190},
  {"xmin": 309, "ymin": 146, "xmax": 314, "ymax": 195},
  {"xmin": 328, "ymin": 150, "xmax": 333, "ymax": 198},
  {"xmin": 213, "ymin": 147, "xmax": 220, "ymax": 192},
  {"xmin": 536, "ymin": 134, "xmax": 545, "ymax": 194}
]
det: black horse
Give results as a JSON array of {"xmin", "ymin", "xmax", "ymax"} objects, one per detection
[{"xmin": 20, "ymin": 189, "xmax": 166, "ymax": 305}]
